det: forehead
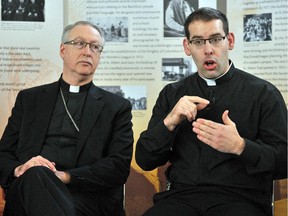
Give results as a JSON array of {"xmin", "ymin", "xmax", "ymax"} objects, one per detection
[
  {"xmin": 69, "ymin": 24, "xmax": 102, "ymax": 41},
  {"xmin": 188, "ymin": 19, "xmax": 225, "ymax": 37}
]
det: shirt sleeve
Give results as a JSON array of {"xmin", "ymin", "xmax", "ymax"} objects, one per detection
[
  {"xmin": 136, "ymin": 86, "xmax": 177, "ymax": 171},
  {"xmin": 237, "ymin": 87, "xmax": 287, "ymax": 180}
]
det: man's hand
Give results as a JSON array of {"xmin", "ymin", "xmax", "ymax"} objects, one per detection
[
  {"xmin": 55, "ymin": 171, "xmax": 71, "ymax": 184},
  {"xmin": 14, "ymin": 155, "xmax": 56, "ymax": 177},
  {"xmin": 164, "ymin": 96, "xmax": 209, "ymax": 131},
  {"xmin": 192, "ymin": 110, "xmax": 245, "ymax": 155}
]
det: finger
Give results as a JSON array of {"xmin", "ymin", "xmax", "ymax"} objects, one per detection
[
  {"xmin": 17, "ymin": 163, "xmax": 30, "ymax": 176},
  {"xmin": 39, "ymin": 160, "xmax": 57, "ymax": 172},
  {"xmin": 32, "ymin": 157, "xmax": 57, "ymax": 172},
  {"xmin": 195, "ymin": 118, "xmax": 219, "ymax": 130},
  {"xmin": 46, "ymin": 162, "xmax": 57, "ymax": 172},
  {"xmin": 193, "ymin": 125, "xmax": 214, "ymax": 146},
  {"xmin": 184, "ymin": 104, "xmax": 198, "ymax": 121},
  {"xmin": 186, "ymin": 96, "xmax": 210, "ymax": 105},
  {"xmin": 54, "ymin": 171, "xmax": 62, "ymax": 179},
  {"xmin": 173, "ymin": 100, "xmax": 196, "ymax": 121},
  {"xmin": 15, "ymin": 165, "xmax": 24, "ymax": 177},
  {"xmin": 185, "ymin": 96, "xmax": 210, "ymax": 110},
  {"xmin": 192, "ymin": 121, "xmax": 213, "ymax": 139},
  {"xmin": 222, "ymin": 110, "xmax": 234, "ymax": 126},
  {"xmin": 196, "ymin": 103, "xmax": 209, "ymax": 111},
  {"xmin": 196, "ymin": 133, "xmax": 211, "ymax": 145}
]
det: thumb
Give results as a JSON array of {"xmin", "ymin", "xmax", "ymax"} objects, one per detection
[{"xmin": 222, "ymin": 110, "xmax": 234, "ymax": 126}]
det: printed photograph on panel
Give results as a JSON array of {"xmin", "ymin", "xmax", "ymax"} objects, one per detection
[
  {"xmin": 100, "ymin": 85, "xmax": 147, "ymax": 110},
  {"xmin": 1, "ymin": 0, "xmax": 45, "ymax": 22},
  {"xmin": 163, "ymin": 0, "xmax": 198, "ymax": 37},
  {"xmin": 88, "ymin": 17, "xmax": 129, "ymax": 43},
  {"xmin": 162, "ymin": 58, "xmax": 196, "ymax": 82},
  {"xmin": 243, "ymin": 13, "xmax": 272, "ymax": 42}
]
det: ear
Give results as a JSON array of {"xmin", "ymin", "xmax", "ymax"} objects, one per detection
[
  {"xmin": 227, "ymin": 32, "xmax": 235, "ymax": 50},
  {"xmin": 59, "ymin": 43, "xmax": 65, "ymax": 59},
  {"xmin": 183, "ymin": 38, "xmax": 192, "ymax": 56}
]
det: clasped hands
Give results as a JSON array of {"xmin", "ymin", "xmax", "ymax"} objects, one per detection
[
  {"xmin": 163, "ymin": 96, "xmax": 245, "ymax": 155},
  {"xmin": 14, "ymin": 155, "xmax": 71, "ymax": 184}
]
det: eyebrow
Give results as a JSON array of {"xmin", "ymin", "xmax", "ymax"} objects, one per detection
[
  {"xmin": 190, "ymin": 33, "xmax": 223, "ymax": 40},
  {"xmin": 70, "ymin": 37, "xmax": 101, "ymax": 44}
]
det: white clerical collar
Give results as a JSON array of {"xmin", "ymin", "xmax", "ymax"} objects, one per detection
[
  {"xmin": 204, "ymin": 79, "xmax": 216, "ymax": 86},
  {"xmin": 199, "ymin": 62, "xmax": 232, "ymax": 86},
  {"xmin": 69, "ymin": 85, "xmax": 80, "ymax": 93}
]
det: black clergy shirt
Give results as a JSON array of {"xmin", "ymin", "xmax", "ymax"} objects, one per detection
[
  {"xmin": 136, "ymin": 61, "xmax": 287, "ymax": 192},
  {"xmin": 40, "ymin": 78, "xmax": 91, "ymax": 170}
]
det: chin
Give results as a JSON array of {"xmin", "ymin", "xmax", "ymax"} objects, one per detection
[
  {"xmin": 78, "ymin": 71, "xmax": 94, "ymax": 76},
  {"xmin": 199, "ymin": 71, "xmax": 218, "ymax": 79},
  {"xmin": 207, "ymin": 73, "xmax": 219, "ymax": 79}
]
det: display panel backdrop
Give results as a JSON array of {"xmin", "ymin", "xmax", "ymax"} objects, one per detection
[
  {"xmin": 0, "ymin": 0, "xmax": 64, "ymax": 135},
  {"xmin": 0, "ymin": 0, "xmax": 287, "ymax": 215},
  {"xmin": 227, "ymin": 0, "xmax": 287, "ymax": 104}
]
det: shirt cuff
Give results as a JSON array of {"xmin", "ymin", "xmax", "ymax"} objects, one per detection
[{"xmin": 238, "ymin": 138, "xmax": 261, "ymax": 166}]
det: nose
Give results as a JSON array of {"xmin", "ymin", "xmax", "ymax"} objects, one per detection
[
  {"xmin": 203, "ymin": 43, "xmax": 214, "ymax": 55},
  {"xmin": 83, "ymin": 44, "xmax": 92, "ymax": 56},
  {"xmin": 205, "ymin": 50, "xmax": 213, "ymax": 55}
]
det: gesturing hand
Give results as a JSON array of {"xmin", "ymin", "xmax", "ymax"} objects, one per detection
[
  {"xmin": 192, "ymin": 110, "xmax": 245, "ymax": 155},
  {"xmin": 164, "ymin": 96, "xmax": 209, "ymax": 131}
]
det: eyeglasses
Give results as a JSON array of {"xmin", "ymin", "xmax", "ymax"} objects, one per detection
[
  {"xmin": 189, "ymin": 35, "xmax": 226, "ymax": 48},
  {"xmin": 64, "ymin": 40, "xmax": 103, "ymax": 53}
]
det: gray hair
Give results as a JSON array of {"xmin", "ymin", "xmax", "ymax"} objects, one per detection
[{"xmin": 61, "ymin": 21, "xmax": 105, "ymax": 46}]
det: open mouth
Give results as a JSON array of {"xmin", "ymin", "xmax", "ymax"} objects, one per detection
[{"xmin": 204, "ymin": 60, "xmax": 216, "ymax": 70}]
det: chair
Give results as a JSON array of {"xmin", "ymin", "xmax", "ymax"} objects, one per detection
[
  {"xmin": 0, "ymin": 187, "xmax": 5, "ymax": 216},
  {"xmin": 273, "ymin": 179, "xmax": 287, "ymax": 216}
]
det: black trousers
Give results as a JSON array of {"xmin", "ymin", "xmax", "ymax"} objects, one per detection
[
  {"xmin": 3, "ymin": 166, "xmax": 125, "ymax": 216},
  {"xmin": 143, "ymin": 185, "xmax": 272, "ymax": 216},
  {"xmin": 3, "ymin": 167, "xmax": 76, "ymax": 216}
]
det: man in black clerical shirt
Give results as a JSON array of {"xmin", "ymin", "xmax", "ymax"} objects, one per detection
[
  {"xmin": 136, "ymin": 7, "xmax": 287, "ymax": 216},
  {"xmin": 0, "ymin": 21, "xmax": 133, "ymax": 216}
]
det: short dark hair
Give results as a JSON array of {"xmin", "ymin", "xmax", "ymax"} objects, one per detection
[{"xmin": 184, "ymin": 7, "xmax": 229, "ymax": 39}]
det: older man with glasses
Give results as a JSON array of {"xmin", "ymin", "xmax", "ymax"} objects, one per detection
[{"xmin": 0, "ymin": 21, "xmax": 133, "ymax": 216}]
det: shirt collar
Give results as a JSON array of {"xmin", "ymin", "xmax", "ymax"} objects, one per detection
[
  {"xmin": 59, "ymin": 76, "xmax": 92, "ymax": 93},
  {"xmin": 198, "ymin": 60, "xmax": 234, "ymax": 86}
]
